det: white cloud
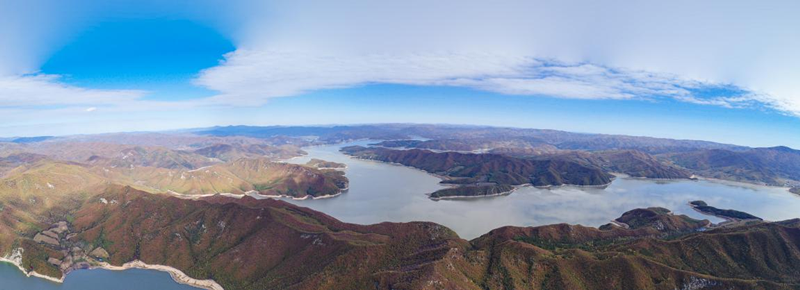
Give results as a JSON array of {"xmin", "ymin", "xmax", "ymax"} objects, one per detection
[
  {"xmin": 1, "ymin": 0, "xmax": 799, "ymax": 126},
  {"xmin": 0, "ymin": 74, "xmax": 144, "ymax": 107},
  {"xmin": 195, "ymin": 50, "xmax": 535, "ymax": 105},
  {"xmin": 193, "ymin": 0, "xmax": 800, "ymax": 116},
  {"xmin": 195, "ymin": 50, "xmax": 746, "ymax": 107}
]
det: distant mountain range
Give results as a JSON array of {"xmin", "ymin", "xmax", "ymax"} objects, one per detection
[
  {"xmin": 197, "ymin": 124, "xmax": 747, "ymax": 153},
  {"xmin": 5, "ymin": 124, "xmax": 798, "ymax": 190},
  {"xmin": 194, "ymin": 123, "xmax": 792, "ymax": 187},
  {"xmin": 4, "ymin": 124, "xmax": 799, "ymax": 190},
  {"xmin": 666, "ymin": 146, "xmax": 800, "ymax": 186}
]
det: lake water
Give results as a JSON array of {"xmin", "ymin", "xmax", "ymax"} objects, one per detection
[
  {"xmin": 5, "ymin": 140, "xmax": 799, "ymax": 287},
  {"xmin": 0, "ymin": 262, "xmax": 200, "ymax": 290},
  {"xmin": 286, "ymin": 140, "xmax": 800, "ymax": 239}
]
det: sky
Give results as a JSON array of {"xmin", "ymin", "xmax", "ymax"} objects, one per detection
[{"xmin": 0, "ymin": 0, "xmax": 799, "ymax": 148}]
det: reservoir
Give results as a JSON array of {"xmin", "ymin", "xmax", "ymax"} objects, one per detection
[
  {"xmin": 5, "ymin": 140, "xmax": 799, "ymax": 287},
  {"xmin": 286, "ymin": 140, "xmax": 800, "ymax": 239}
]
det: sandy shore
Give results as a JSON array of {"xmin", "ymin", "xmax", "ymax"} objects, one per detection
[
  {"xmin": 249, "ymin": 187, "xmax": 348, "ymax": 200},
  {"xmin": 95, "ymin": 260, "xmax": 223, "ymax": 290},
  {"xmin": 166, "ymin": 187, "xmax": 348, "ymax": 201},
  {"xmin": 166, "ymin": 190, "xmax": 247, "ymax": 200}
]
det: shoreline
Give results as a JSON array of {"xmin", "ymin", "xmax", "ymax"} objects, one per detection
[
  {"xmin": 607, "ymin": 172, "xmax": 695, "ymax": 182},
  {"xmin": 165, "ymin": 186, "xmax": 349, "ymax": 201},
  {"xmin": 94, "ymin": 260, "xmax": 223, "ymax": 290},
  {"xmin": 531, "ymin": 179, "xmax": 614, "ymax": 189},
  {"xmin": 687, "ymin": 201, "xmax": 763, "ymax": 228},
  {"xmin": 248, "ymin": 186, "xmax": 348, "ymax": 200},
  {"xmin": 1, "ymin": 248, "xmax": 223, "ymax": 290},
  {"xmin": 342, "ymin": 144, "xmax": 798, "ymax": 193},
  {"xmin": 346, "ymin": 154, "xmax": 615, "ymax": 191},
  {"xmin": 1, "ymin": 248, "xmax": 65, "ymax": 284},
  {"xmin": 429, "ymin": 187, "xmax": 517, "ymax": 201},
  {"xmin": 342, "ymin": 155, "xmax": 451, "ymax": 181}
]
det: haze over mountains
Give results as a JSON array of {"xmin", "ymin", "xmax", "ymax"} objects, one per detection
[
  {"xmin": 196, "ymin": 124, "xmax": 799, "ymax": 187},
  {"xmin": 1, "ymin": 124, "xmax": 798, "ymax": 201}
]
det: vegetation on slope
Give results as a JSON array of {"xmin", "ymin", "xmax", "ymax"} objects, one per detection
[
  {"xmin": 341, "ymin": 146, "xmax": 613, "ymax": 187},
  {"xmin": 4, "ymin": 184, "xmax": 800, "ymax": 290},
  {"xmin": 376, "ymin": 140, "xmax": 693, "ymax": 180},
  {"xmin": 689, "ymin": 200, "xmax": 762, "ymax": 221},
  {"xmin": 461, "ymin": 209, "xmax": 797, "ymax": 290},
  {"xmin": 68, "ymin": 186, "xmax": 465, "ymax": 290},
  {"xmin": 429, "ymin": 185, "xmax": 515, "ymax": 199}
]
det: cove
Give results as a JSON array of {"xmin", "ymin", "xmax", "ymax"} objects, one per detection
[{"xmin": 285, "ymin": 140, "xmax": 800, "ymax": 239}]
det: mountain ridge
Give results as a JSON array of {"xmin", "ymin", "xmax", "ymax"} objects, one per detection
[{"xmin": 6, "ymin": 185, "xmax": 800, "ymax": 290}]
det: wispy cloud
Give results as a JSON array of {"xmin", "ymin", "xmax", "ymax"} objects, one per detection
[
  {"xmin": 195, "ymin": 51, "xmax": 767, "ymax": 111},
  {"xmin": 1, "ymin": 0, "xmax": 799, "ymax": 133},
  {"xmin": 0, "ymin": 74, "xmax": 144, "ymax": 107},
  {"xmin": 195, "ymin": 51, "xmax": 534, "ymax": 105}
]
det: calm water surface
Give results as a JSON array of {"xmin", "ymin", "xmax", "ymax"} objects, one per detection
[
  {"xmin": 286, "ymin": 140, "xmax": 800, "ymax": 239},
  {"xmin": 0, "ymin": 262, "xmax": 200, "ymax": 290}
]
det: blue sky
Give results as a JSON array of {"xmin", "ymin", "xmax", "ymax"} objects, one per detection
[
  {"xmin": 1, "ymin": 1, "xmax": 799, "ymax": 148},
  {"xmin": 41, "ymin": 19, "xmax": 234, "ymax": 100}
]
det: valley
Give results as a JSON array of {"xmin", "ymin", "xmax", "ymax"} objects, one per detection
[
  {"xmin": 1, "ymin": 124, "xmax": 799, "ymax": 289},
  {"xmin": 3, "ymin": 2, "xmax": 796, "ymax": 289}
]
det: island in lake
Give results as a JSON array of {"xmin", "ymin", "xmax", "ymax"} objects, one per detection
[
  {"xmin": 341, "ymin": 145, "xmax": 614, "ymax": 198},
  {"xmin": 690, "ymin": 200, "xmax": 763, "ymax": 226},
  {"xmin": 429, "ymin": 184, "xmax": 515, "ymax": 200}
]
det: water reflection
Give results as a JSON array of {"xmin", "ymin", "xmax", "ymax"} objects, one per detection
[{"xmin": 285, "ymin": 141, "xmax": 800, "ymax": 239}]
